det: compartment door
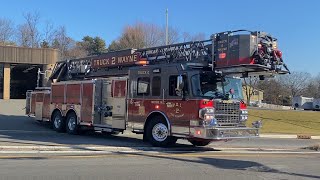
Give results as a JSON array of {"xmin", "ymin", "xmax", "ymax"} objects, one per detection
[
  {"xmin": 35, "ymin": 102, "xmax": 43, "ymax": 120},
  {"xmin": 103, "ymin": 79, "xmax": 127, "ymax": 130},
  {"xmin": 95, "ymin": 78, "xmax": 127, "ymax": 130}
]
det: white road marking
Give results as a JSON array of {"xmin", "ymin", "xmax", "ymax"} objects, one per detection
[
  {"xmin": 0, "ymin": 150, "xmax": 318, "ymax": 154},
  {"xmin": 0, "ymin": 146, "xmax": 319, "ymax": 154}
]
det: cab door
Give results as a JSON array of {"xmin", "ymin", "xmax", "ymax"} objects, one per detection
[
  {"xmin": 127, "ymin": 70, "xmax": 151, "ymax": 130},
  {"xmin": 165, "ymin": 74, "xmax": 195, "ymax": 136}
]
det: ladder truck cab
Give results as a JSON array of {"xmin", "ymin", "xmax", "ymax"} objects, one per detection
[{"xmin": 26, "ymin": 30, "xmax": 289, "ymax": 147}]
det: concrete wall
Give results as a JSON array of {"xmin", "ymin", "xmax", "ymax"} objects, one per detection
[
  {"xmin": 253, "ymin": 103, "xmax": 293, "ymax": 110},
  {"xmin": 0, "ymin": 46, "xmax": 59, "ymax": 64},
  {"xmin": 3, "ymin": 63, "xmax": 10, "ymax": 99},
  {"xmin": 0, "ymin": 46, "xmax": 59, "ymax": 99}
]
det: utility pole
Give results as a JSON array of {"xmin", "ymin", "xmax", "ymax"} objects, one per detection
[{"xmin": 165, "ymin": 8, "xmax": 169, "ymax": 45}]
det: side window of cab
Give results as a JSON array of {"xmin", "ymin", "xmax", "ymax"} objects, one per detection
[
  {"xmin": 168, "ymin": 75, "xmax": 188, "ymax": 96},
  {"xmin": 137, "ymin": 77, "xmax": 150, "ymax": 96}
]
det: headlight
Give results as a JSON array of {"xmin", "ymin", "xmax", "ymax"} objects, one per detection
[
  {"xmin": 240, "ymin": 115, "xmax": 248, "ymax": 121},
  {"xmin": 204, "ymin": 114, "xmax": 215, "ymax": 121},
  {"xmin": 240, "ymin": 110, "xmax": 248, "ymax": 114},
  {"xmin": 199, "ymin": 108, "xmax": 215, "ymax": 119},
  {"xmin": 199, "ymin": 108, "xmax": 216, "ymax": 126}
]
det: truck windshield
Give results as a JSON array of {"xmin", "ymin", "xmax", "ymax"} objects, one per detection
[{"xmin": 191, "ymin": 73, "xmax": 243, "ymax": 100}]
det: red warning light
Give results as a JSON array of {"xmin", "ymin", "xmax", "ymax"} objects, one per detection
[
  {"xmin": 196, "ymin": 130, "xmax": 201, "ymax": 135},
  {"xmin": 155, "ymin": 105, "xmax": 160, "ymax": 109},
  {"xmin": 219, "ymin": 53, "xmax": 226, "ymax": 59}
]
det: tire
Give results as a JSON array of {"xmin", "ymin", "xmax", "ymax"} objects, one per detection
[
  {"xmin": 66, "ymin": 112, "xmax": 79, "ymax": 135},
  {"xmin": 188, "ymin": 139, "xmax": 211, "ymax": 147},
  {"xmin": 52, "ymin": 111, "xmax": 65, "ymax": 132},
  {"xmin": 145, "ymin": 115, "xmax": 176, "ymax": 147}
]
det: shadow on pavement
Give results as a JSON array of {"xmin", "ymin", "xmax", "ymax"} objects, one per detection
[{"xmin": 116, "ymin": 151, "xmax": 320, "ymax": 180}]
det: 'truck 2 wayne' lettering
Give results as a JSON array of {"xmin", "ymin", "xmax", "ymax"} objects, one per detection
[{"xmin": 92, "ymin": 54, "xmax": 140, "ymax": 68}]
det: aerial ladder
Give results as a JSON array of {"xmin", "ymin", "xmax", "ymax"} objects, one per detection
[{"xmin": 48, "ymin": 30, "xmax": 289, "ymax": 83}]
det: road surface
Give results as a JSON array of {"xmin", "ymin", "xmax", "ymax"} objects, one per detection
[{"xmin": 0, "ymin": 151, "xmax": 319, "ymax": 180}]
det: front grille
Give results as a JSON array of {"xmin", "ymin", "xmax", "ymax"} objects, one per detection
[{"xmin": 215, "ymin": 101, "xmax": 240, "ymax": 126}]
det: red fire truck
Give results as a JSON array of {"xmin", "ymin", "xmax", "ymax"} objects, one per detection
[{"xmin": 26, "ymin": 30, "xmax": 289, "ymax": 147}]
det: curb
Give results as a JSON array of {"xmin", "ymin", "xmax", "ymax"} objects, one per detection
[
  {"xmin": 0, "ymin": 146, "xmax": 311, "ymax": 154},
  {"xmin": 260, "ymin": 134, "xmax": 320, "ymax": 139}
]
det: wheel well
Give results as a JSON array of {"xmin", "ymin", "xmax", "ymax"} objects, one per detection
[
  {"xmin": 144, "ymin": 112, "xmax": 171, "ymax": 133},
  {"xmin": 51, "ymin": 109, "xmax": 62, "ymax": 122},
  {"xmin": 66, "ymin": 109, "xmax": 77, "ymax": 119}
]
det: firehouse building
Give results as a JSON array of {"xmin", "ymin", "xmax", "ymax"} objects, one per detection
[{"xmin": 0, "ymin": 46, "xmax": 59, "ymax": 99}]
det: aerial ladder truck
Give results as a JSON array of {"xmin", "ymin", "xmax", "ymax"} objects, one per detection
[{"xmin": 26, "ymin": 30, "xmax": 289, "ymax": 147}]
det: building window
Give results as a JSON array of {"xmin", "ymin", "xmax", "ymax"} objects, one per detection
[
  {"xmin": 152, "ymin": 76, "xmax": 161, "ymax": 96},
  {"xmin": 137, "ymin": 77, "xmax": 150, "ymax": 96}
]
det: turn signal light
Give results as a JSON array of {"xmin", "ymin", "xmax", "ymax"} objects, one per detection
[
  {"xmin": 199, "ymin": 99, "xmax": 214, "ymax": 109},
  {"xmin": 240, "ymin": 102, "xmax": 247, "ymax": 109},
  {"xmin": 219, "ymin": 53, "xmax": 226, "ymax": 59},
  {"xmin": 196, "ymin": 130, "xmax": 201, "ymax": 135},
  {"xmin": 135, "ymin": 60, "xmax": 149, "ymax": 65}
]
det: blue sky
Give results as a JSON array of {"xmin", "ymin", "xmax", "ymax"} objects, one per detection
[{"xmin": 0, "ymin": 0, "xmax": 319, "ymax": 75}]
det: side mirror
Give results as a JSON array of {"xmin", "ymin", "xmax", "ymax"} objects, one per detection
[
  {"xmin": 229, "ymin": 88, "xmax": 235, "ymax": 94},
  {"xmin": 176, "ymin": 75, "xmax": 184, "ymax": 96}
]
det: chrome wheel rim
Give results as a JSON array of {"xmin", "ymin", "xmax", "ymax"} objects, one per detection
[
  {"xmin": 152, "ymin": 123, "xmax": 168, "ymax": 142},
  {"xmin": 54, "ymin": 116, "xmax": 61, "ymax": 129},
  {"xmin": 68, "ymin": 117, "xmax": 76, "ymax": 131}
]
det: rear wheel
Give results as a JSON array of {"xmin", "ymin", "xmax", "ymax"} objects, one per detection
[
  {"xmin": 52, "ymin": 111, "xmax": 65, "ymax": 132},
  {"xmin": 146, "ymin": 116, "xmax": 176, "ymax": 147},
  {"xmin": 66, "ymin": 112, "xmax": 78, "ymax": 135},
  {"xmin": 188, "ymin": 139, "xmax": 211, "ymax": 147}
]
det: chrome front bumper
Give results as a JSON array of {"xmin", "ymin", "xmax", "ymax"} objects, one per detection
[{"xmin": 191, "ymin": 126, "xmax": 260, "ymax": 140}]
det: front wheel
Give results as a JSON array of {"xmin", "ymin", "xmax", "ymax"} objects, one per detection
[
  {"xmin": 145, "ymin": 116, "xmax": 176, "ymax": 147},
  {"xmin": 66, "ymin": 112, "xmax": 79, "ymax": 135}
]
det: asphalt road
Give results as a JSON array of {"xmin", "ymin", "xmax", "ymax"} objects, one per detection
[
  {"xmin": 0, "ymin": 100, "xmax": 320, "ymax": 180},
  {"xmin": 0, "ymin": 152, "xmax": 319, "ymax": 180}
]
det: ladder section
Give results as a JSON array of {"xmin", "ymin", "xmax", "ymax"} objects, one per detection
[{"xmin": 137, "ymin": 40, "xmax": 212, "ymax": 63}]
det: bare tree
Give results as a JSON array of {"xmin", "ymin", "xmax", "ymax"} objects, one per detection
[
  {"xmin": 42, "ymin": 20, "xmax": 56, "ymax": 46},
  {"xmin": 182, "ymin": 32, "xmax": 206, "ymax": 42},
  {"xmin": 161, "ymin": 26, "xmax": 179, "ymax": 45},
  {"xmin": 0, "ymin": 18, "xmax": 14, "ymax": 45},
  {"xmin": 243, "ymin": 76, "xmax": 259, "ymax": 105},
  {"xmin": 302, "ymin": 74, "xmax": 320, "ymax": 98},
  {"xmin": 110, "ymin": 22, "xmax": 163, "ymax": 50},
  {"xmin": 17, "ymin": 24, "xmax": 31, "ymax": 47},
  {"xmin": 117, "ymin": 23, "xmax": 145, "ymax": 49},
  {"xmin": 107, "ymin": 22, "xmax": 204, "ymax": 51},
  {"xmin": 16, "ymin": 12, "xmax": 41, "ymax": 47},
  {"xmin": 142, "ymin": 23, "xmax": 163, "ymax": 47},
  {"xmin": 278, "ymin": 71, "xmax": 311, "ymax": 97},
  {"xmin": 52, "ymin": 26, "xmax": 74, "ymax": 59},
  {"xmin": 66, "ymin": 42, "xmax": 88, "ymax": 59}
]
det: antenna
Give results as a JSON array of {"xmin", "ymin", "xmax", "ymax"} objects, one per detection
[{"xmin": 165, "ymin": 8, "xmax": 169, "ymax": 45}]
